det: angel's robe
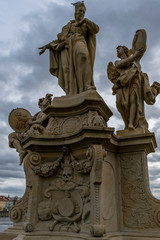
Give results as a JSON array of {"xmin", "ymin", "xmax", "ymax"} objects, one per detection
[{"xmin": 115, "ymin": 60, "xmax": 157, "ymax": 129}]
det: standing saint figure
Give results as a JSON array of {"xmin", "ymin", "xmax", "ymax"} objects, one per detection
[
  {"xmin": 39, "ymin": 2, "xmax": 99, "ymax": 95},
  {"xmin": 107, "ymin": 29, "xmax": 160, "ymax": 131}
]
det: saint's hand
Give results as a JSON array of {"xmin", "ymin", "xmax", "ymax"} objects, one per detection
[
  {"xmin": 39, "ymin": 44, "xmax": 50, "ymax": 55},
  {"xmin": 39, "ymin": 46, "xmax": 47, "ymax": 55}
]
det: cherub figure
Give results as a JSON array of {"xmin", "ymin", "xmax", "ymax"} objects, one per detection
[
  {"xmin": 107, "ymin": 29, "xmax": 160, "ymax": 131},
  {"xmin": 26, "ymin": 93, "xmax": 53, "ymax": 135},
  {"xmin": 8, "ymin": 132, "xmax": 27, "ymax": 165},
  {"xmin": 8, "ymin": 94, "xmax": 53, "ymax": 165}
]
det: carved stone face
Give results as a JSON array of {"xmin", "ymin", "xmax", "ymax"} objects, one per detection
[
  {"xmin": 38, "ymin": 94, "xmax": 52, "ymax": 111},
  {"xmin": 117, "ymin": 46, "xmax": 124, "ymax": 58},
  {"xmin": 75, "ymin": 6, "xmax": 86, "ymax": 21},
  {"xmin": 42, "ymin": 96, "xmax": 51, "ymax": 109}
]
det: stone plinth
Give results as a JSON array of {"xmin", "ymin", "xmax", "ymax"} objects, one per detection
[{"xmin": 3, "ymin": 90, "xmax": 160, "ymax": 240}]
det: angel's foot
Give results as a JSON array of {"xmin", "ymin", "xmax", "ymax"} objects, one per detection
[{"xmin": 128, "ymin": 124, "xmax": 135, "ymax": 130}]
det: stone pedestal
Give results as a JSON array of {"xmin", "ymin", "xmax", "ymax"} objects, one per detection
[{"xmin": 2, "ymin": 90, "xmax": 160, "ymax": 240}]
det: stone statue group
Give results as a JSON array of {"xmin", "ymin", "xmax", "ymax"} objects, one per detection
[
  {"xmin": 9, "ymin": 1, "xmax": 160, "ymax": 165},
  {"xmin": 39, "ymin": 1, "xmax": 160, "ymax": 131},
  {"xmin": 6, "ymin": 4, "xmax": 160, "ymax": 240}
]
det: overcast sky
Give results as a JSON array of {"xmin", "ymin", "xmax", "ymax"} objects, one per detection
[{"xmin": 0, "ymin": 0, "xmax": 160, "ymax": 199}]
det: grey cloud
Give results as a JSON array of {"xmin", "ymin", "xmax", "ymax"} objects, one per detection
[
  {"xmin": 0, "ymin": 185, "xmax": 25, "ymax": 197},
  {"xmin": 146, "ymin": 105, "xmax": 160, "ymax": 120},
  {"xmin": 0, "ymin": 152, "xmax": 20, "ymax": 166},
  {"xmin": 149, "ymin": 168, "xmax": 160, "ymax": 177},
  {"xmin": 0, "ymin": 171, "xmax": 24, "ymax": 179},
  {"xmin": 148, "ymin": 152, "xmax": 160, "ymax": 162}
]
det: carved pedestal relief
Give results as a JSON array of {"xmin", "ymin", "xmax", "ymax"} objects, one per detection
[
  {"xmin": 44, "ymin": 111, "xmax": 107, "ymax": 137},
  {"xmin": 6, "ymin": 5, "xmax": 160, "ymax": 238},
  {"xmin": 120, "ymin": 152, "xmax": 160, "ymax": 230},
  {"xmin": 27, "ymin": 147, "xmax": 93, "ymax": 234},
  {"xmin": 17, "ymin": 145, "xmax": 108, "ymax": 237},
  {"xmin": 18, "ymin": 110, "xmax": 107, "ymax": 138}
]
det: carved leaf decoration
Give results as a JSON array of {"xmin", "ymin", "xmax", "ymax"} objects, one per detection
[
  {"xmin": 32, "ymin": 160, "xmax": 61, "ymax": 177},
  {"xmin": 107, "ymin": 61, "xmax": 120, "ymax": 84},
  {"xmin": 72, "ymin": 159, "xmax": 93, "ymax": 174}
]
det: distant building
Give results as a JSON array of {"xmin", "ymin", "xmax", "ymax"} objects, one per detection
[
  {"xmin": 0, "ymin": 196, "xmax": 9, "ymax": 211},
  {"xmin": 5, "ymin": 200, "xmax": 14, "ymax": 211},
  {"xmin": 0, "ymin": 196, "xmax": 19, "ymax": 213}
]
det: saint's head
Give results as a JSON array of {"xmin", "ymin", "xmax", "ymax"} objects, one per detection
[{"xmin": 72, "ymin": 1, "xmax": 86, "ymax": 21}]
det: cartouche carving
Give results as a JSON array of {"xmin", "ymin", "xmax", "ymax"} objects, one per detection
[
  {"xmin": 45, "ymin": 111, "xmax": 106, "ymax": 136},
  {"xmin": 36, "ymin": 146, "xmax": 92, "ymax": 233}
]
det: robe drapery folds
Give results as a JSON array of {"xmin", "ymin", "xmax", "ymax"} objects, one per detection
[
  {"xmin": 115, "ymin": 61, "xmax": 156, "ymax": 129},
  {"xmin": 49, "ymin": 19, "xmax": 99, "ymax": 95}
]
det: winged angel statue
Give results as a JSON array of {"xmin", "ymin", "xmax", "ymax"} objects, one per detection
[{"xmin": 107, "ymin": 29, "xmax": 160, "ymax": 131}]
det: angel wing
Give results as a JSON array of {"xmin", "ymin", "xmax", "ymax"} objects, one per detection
[{"xmin": 107, "ymin": 61, "xmax": 120, "ymax": 84}]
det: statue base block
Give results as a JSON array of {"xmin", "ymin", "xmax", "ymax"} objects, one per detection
[
  {"xmin": 5, "ymin": 91, "xmax": 160, "ymax": 239},
  {"xmin": 1, "ymin": 231, "xmax": 160, "ymax": 240},
  {"xmin": 117, "ymin": 128, "xmax": 149, "ymax": 136}
]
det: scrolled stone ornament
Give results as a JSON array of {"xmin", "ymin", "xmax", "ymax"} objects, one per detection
[
  {"xmin": 154, "ymin": 209, "xmax": 160, "ymax": 227},
  {"xmin": 86, "ymin": 146, "xmax": 95, "ymax": 162},
  {"xmin": 9, "ymin": 206, "xmax": 22, "ymax": 223},
  {"xmin": 28, "ymin": 152, "xmax": 42, "ymax": 166},
  {"xmin": 24, "ymin": 223, "xmax": 34, "ymax": 232}
]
